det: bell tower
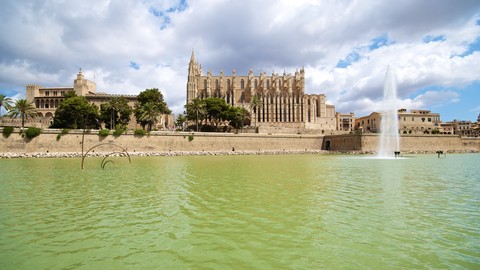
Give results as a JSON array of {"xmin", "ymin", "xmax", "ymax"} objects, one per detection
[{"xmin": 186, "ymin": 51, "xmax": 200, "ymax": 103}]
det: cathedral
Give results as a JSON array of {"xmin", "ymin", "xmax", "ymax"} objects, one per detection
[{"xmin": 186, "ymin": 52, "xmax": 339, "ymax": 132}]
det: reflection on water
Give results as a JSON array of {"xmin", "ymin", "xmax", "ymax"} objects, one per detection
[{"xmin": 0, "ymin": 154, "xmax": 479, "ymax": 269}]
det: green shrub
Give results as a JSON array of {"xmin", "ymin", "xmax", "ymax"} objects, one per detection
[
  {"xmin": 99, "ymin": 129, "xmax": 110, "ymax": 137},
  {"xmin": 25, "ymin": 127, "xmax": 41, "ymax": 139},
  {"xmin": 113, "ymin": 128, "xmax": 123, "ymax": 137},
  {"xmin": 113, "ymin": 124, "xmax": 127, "ymax": 137},
  {"xmin": 134, "ymin": 129, "xmax": 146, "ymax": 136},
  {"xmin": 56, "ymin": 128, "xmax": 70, "ymax": 141},
  {"xmin": 188, "ymin": 134, "xmax": 194, "ymax": 142},
  {"xmin": 2, "ymin": 126, "xmax": 14, "ymax": 138}
]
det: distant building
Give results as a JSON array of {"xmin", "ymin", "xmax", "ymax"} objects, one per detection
[
  {"xmin": 443, "ymin": 119, "xmax": 478, "ymax": 136},
  {"xmin": 355, "ymin": 109, "xmax": 441, "ymax": 134},
  {"xmin": 186, "ymin": 51, "xmax": 348, "ymax": 133},
  {"xmin": 336, "ymin": 112, "xmax": 355, "ymax": 132}
]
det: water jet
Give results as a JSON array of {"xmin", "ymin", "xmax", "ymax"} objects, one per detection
[{"xmin": 378, "ymin": 66, "xmax": 400, "ymax": 158}]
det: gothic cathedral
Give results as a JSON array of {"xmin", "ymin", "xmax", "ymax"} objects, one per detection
[{"xmin": 186, "ymin": 52, "xmax": 337, "ymax": 131}]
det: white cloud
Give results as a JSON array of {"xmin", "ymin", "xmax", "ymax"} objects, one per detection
[{"xmin": 0, "ymin": 0, "xmax": 479, "ymax": 121}]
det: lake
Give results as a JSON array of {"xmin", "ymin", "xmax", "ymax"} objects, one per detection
[{"xmin": 1, "ymin": 153, "xmax": 479, "ymax": 269}]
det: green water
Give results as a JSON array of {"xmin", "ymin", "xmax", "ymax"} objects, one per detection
[{"xmin": 0, "ymin": 154, "xmax": 479, "ymax": 269}]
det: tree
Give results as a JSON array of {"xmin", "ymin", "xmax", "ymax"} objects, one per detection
[
  {"xmin": 137, "ymin": 102, "xmax": 162, "ymax": 131},
  {"xmin": 204, "ymin": 97, "xmax": 228, "ymax": 129},
  {"xmin": 221, "ymin": 106, "xmax": 250, "ymax": 129},
  {"xmin": 100, "ymin": 97, "xmax": 132, "ymax": 129},
  {"xmin": 7, "ymin": 99, "xmax": 38, "ymax": 128},
  {"xmin": 185, "ymin": 98, "xmax": 206, "ymax": 131},
  {"xmin": 0, "ymin": 94, "xmax": 13, "ymax": 116},
  {"xmin": 134, "ymin": 88, "xmax": 170, "ymax": 130},
  {"xmin": 249, "ymin": 94, "xmax": 263, "ymax": 127},
  {"xmin": 51, "ymin": 94, "xmax": 100, "ymax": 129},
  {"xmin": 175, "ymin": 114, "xmax": 187, "ymax": 130}
]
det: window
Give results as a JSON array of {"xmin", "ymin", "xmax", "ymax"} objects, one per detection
[
  {"xmin": 421, "ymin": 118, "xmax": 425, "ymax": 122},
  {"xmin": 241, "ymin": 79, "xmax": 245, "ymax": 89},
  {"xmin": 428, "ymin": 118, "xmax": 431, "ymax": 122},
  {"xmin": 254, "ymin": 79, "xmax": 258, "ymax": 89},
  {"xmin": 45, "ymin": 91, "xmax": 50, "ymax": 96},
  {"xmin": 53, "ymin": 91, "xmax": 58, "ymax": 96}
]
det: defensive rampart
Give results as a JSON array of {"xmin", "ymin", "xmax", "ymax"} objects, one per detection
[
  {"xmin": 1, "ymin": 129, "xmax": 478, "ymax": 157},
  {"xmin": 323, "ymin": 134, "xmax": 480, "ymax": 153},
  {"xmin": 0, "ymin": 129, "xmax": 323, "ymax": 156}
]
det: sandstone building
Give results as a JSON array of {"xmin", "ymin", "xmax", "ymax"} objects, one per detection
[
  {"xmin": 186, "ymin": 52, "xmax": 344, "ymax": 133},
  {"xmin": 355, "ymin": 109, "xmax": 441, "ymax": 134},
  {"xmin": 22, "ymin": 70, "xmax": 173, "ymax": 129}
]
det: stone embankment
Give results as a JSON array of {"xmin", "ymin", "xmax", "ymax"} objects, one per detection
[{"xmin": 0, "ymin": 149, "xmax": 328, "ymax": 159}]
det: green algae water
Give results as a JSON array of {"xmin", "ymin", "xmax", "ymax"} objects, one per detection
[{"xmin": 1, "ymin": 154, "xmax": 479, "ymax": 269}]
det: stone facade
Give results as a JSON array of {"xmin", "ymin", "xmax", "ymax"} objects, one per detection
[
  {"xmin": 186, "ymin": 52, "xmax": 339, "ymax": 132},
  {"xmin": 0, "ymin": 129, "xmax": 323, "ymax": 155},
  {"xmin": 355, "ymin": 109, "xmax": 441, "ymax": 134}
]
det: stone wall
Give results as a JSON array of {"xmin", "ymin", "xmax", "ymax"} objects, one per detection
[
  {"xmin": 323, "ymin": 134, "xmax": 480, "ymax": 153},
  {"xmin": 0, "ymin": 129, "xmax": 323, "ymax": 155},
  {"xmin": 2, "ymin": 129, "xmax": 478, "ymax": 156}
]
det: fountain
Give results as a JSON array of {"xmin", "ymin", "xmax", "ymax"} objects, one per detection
[{"xmin": 378, "ymin": 66, "xmax": 400, "ymax": 158}]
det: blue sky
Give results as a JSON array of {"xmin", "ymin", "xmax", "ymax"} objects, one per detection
[{"xmin": 0, "ymin": 0, "xmax": 479, "ymax": 122}]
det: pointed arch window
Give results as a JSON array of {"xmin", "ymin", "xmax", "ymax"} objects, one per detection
[{"xmin": 241, "ymin": 79, "xmax": 245, "ymax": 89}]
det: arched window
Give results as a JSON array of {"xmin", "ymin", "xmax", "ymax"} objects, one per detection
[
  {"xmin": 254, "ymin": 79, "xmax": 258, "ymax": 89},
  {"xmin": 241, "ymin": 79, "xmax": 245, "ymax": 89},
  {"xmin": 266, "ymin": 80, "xmax": 270, "ymax": 89},
  {"xmin": 227, "ymin": 79, "xmax": 231, "ymax": 90},
  {"xmin": 204, "ymin": 79, "xmax": 207, "ymax": 89},
  {"xmin": 215, "ymin": 79, "xmax": 219, "ymax": 89}
]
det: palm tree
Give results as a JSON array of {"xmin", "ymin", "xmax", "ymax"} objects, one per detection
[
  {"xmin": 0, "ymin": 94, "xmax": 13, "ymax": 116},
  {"xmin": 8, "ymin": 99, "xmax": 38, "ymax": 128},
  {"xmin": 186, "ymin": 98, "xmax": 206, "ymax": 132},
  {"xmin": 249, "ymin": 94, "xmax": 263, "ymax": 127},
  {"xmin": 138, "ymin": 102, "xmax": 161, "ymax": 131}
]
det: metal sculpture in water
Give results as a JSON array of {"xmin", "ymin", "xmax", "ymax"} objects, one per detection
[{"xmin": 80, "ymin": 127, "xmax": 131, "ymax": 170}]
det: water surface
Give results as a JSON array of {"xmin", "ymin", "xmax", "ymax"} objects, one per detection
[{"xmin": 1, "ymin": 154, "xmax": 479, "ymax": 269}]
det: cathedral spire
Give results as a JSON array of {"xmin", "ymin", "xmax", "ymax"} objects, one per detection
[{"xmin": 190, "ymin": 50, "xmax": 195, "ymax": 63}]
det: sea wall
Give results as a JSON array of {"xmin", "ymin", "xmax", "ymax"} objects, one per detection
[
  {"xmin": 2, "ymin": 129, "xmax": 478, "ymax": 157},
  {"xmin": 323, "ymin": 134, "xmax": 480, "ymax": 153},
  {"xmin": 0, "ymin": 129, "xmax": 324, "ymax": 156}
]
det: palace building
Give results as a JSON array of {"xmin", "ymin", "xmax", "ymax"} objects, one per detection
[
  {"xmin": 22, "ymin": 70, "xmax": 173, "ymax": 129},
  {"xmin": 186, "ymin": 52, "xmax": 343, "ymax": 133}
]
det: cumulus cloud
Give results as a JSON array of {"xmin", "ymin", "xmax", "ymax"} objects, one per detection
[{"xmin": 0, "ymin": 0, "xmax": 479, "ymax": 121}]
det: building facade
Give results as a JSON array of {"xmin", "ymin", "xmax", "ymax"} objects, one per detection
[
  {"xmin": 355, "ymin": 109, "xmax": 441, "ymax": 134},
  {"xmin": 186, "ymin": 52, "xmax": 339, "ymax": 132}
]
